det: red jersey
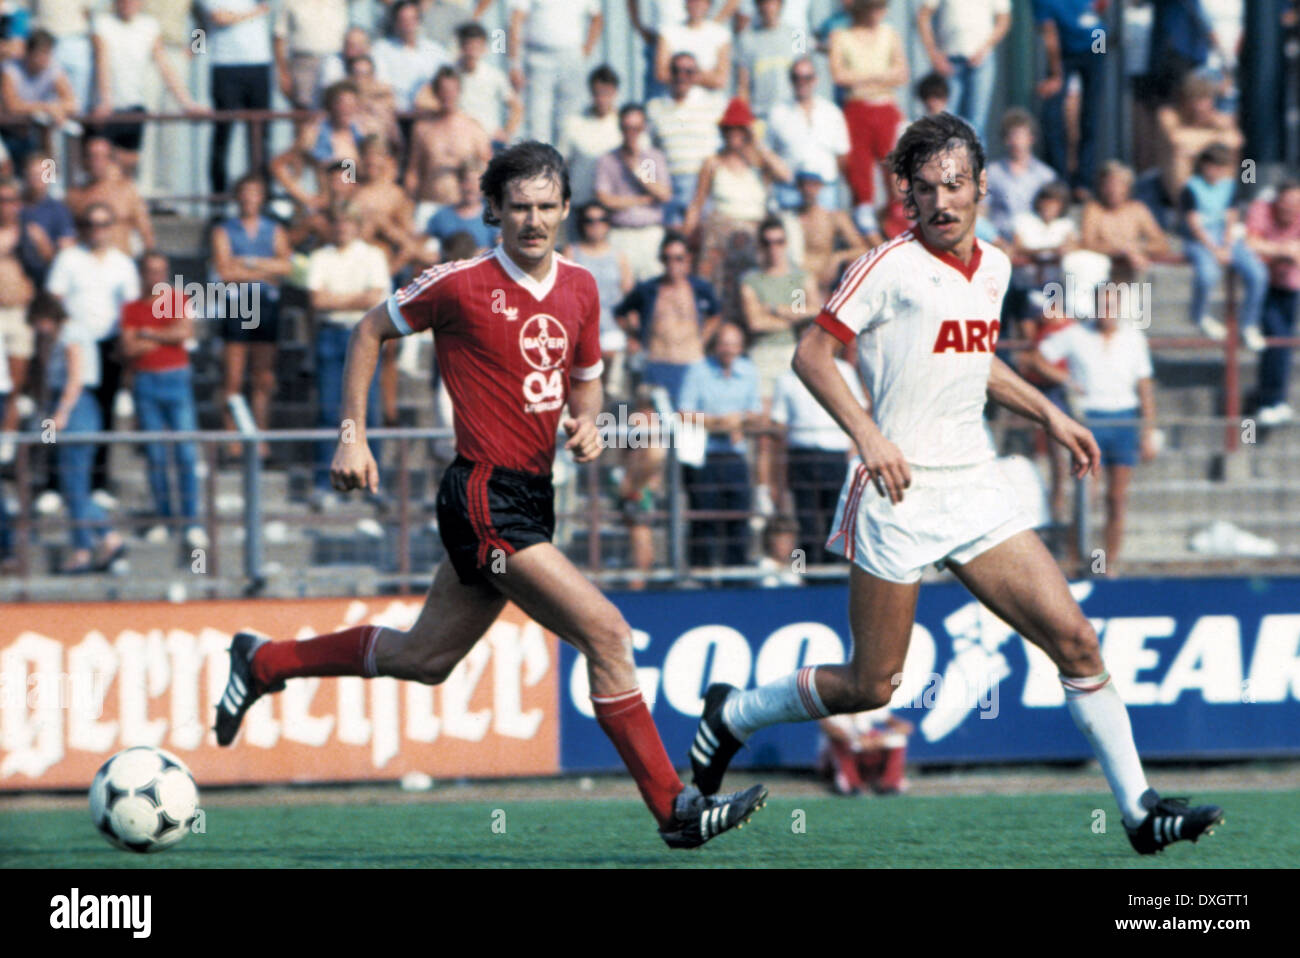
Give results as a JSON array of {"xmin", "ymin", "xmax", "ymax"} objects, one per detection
[
  {"xmin": 120, "ymin": 286, "xmax": 192, "ymax": 373},
  {"xmin": 388, "ymin": 246, "xmax": 604, "ymax": 474}
]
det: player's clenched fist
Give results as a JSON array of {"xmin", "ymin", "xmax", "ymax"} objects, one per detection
[
  {"xmin": 563, "ymin": 416, "xmax": 603, "ymax": 463},
  {"xmin": 330, "ymin": 440, "xmax": 380, "ymax": 493},
  {"xmin": 855, "ymin": 428, "xmax": 912, "ymax": 504}
]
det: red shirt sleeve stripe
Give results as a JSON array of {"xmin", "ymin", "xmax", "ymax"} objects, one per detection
[{"xmin": 815, "ymin": 309, "xmax": 857, "ymax": 345}]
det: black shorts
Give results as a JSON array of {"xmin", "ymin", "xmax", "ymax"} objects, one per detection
[
  {"xmin": 221, "ymin": 292, "xmax": 280, "ymax": 343},
  {"xmin": 436, "ymin": 455, "xmax": 555, "ymax": 584},
  {"xmin": 95, "ymin": 106, "xmax": 147, "ymax": 153}
]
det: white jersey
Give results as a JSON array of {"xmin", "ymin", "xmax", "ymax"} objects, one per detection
[{"xmin": 815, "ymin": 230, "xmax": 1011, "ymax": 467}]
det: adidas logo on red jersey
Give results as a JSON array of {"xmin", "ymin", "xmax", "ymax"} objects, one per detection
[{"xmin": 932, "ymin": 319, "xmax": 1001, "ymax": 353}]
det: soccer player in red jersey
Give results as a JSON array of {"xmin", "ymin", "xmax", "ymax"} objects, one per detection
[
  {"xmin": 213, "ymin": 141, "xmax": 766, "ymax": 849},
  {"xmin": 687, "ymin": 114, "xmax": 1224, "ymax": 856}
]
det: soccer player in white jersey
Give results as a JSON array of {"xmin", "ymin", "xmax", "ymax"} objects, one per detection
[{"xmin": 688, "ymin": 113, "xmax": 1224, "ymax": 856}]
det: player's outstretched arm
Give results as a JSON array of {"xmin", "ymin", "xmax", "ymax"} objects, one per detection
[
  {"xmin": 563, "ymin": 377, "xmax": 605, "ymax": 463},
  {"xmin": 332, "ymin": 303, "xmax": 403, "ymax": 492},
  {"xmin": 987, "ymin": 356, "xmax": 1100, "ymax": 478},
  {"xmin": 793, "ymin": 323, "xmax": 910, "ymax": 502}
]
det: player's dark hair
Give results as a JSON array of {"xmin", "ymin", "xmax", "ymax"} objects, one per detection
[
  {"xmin": 479, "ymin": 140, "xmax": 570, "ymax": 227},
  {"xmin": 916, "ymin": 72, "xmax": 950, "ymax": 103},
  {"xmin": 588, "ymin": 65, "xmax": 620, "ymax": 90},
  {"xmin": 888, "ymin": 112, "xmax": 986, "ymax": 220}
]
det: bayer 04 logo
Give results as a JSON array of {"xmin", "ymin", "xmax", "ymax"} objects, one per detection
[{"xmin": 89, "ymin": 746, "xmax": 201, "ymax": 853}]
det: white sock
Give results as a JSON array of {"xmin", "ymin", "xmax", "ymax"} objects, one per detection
[
  {"xmin": 722, "ymin": 666, "xmax": 829, "ymax": 741},
  {"xmin": 1061, "ymin": 672, "xmax": 1150, "ymax": 828}
]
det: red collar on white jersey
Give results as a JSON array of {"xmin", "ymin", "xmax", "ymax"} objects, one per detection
[{"xmin": 913, "ymin": 230, "xmax": 984, "ymax": 283}]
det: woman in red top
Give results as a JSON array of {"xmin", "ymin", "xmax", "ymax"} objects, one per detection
[{"xmin": 119, "ymin": 250, "xmax": 205, "ymax": 549}]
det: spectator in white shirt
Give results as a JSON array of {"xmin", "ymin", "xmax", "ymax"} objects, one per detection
[
  {"xmin": 372, "ymin": 0, "xmax": 451, "ymax": 111},
  {"xmin": 559, "ymin": 65, "xmax": 624, "ymax": 217},
  {"xmin": 766, "ymin": 56, "xmax": 850, "ymax": 211},
  {"xmin": 273, "ymin": 0, "xmax": 349, "ymax": 108},
  {"xmin": 306, "ymin": 205, "xmax": 392, "ymax": 507},
  {"xmin": 455, "ymin": 21, "xmax": 521, "ymax": 149},
  {"xmin": 1028, "ymin": 284, "xmax": 1157, "ymax": 575},
  {"xmin": 655, "ymin": 0, "xmax": 731, "ymax": 92},
  {"xmin": 646, "ymin": 51, "xmax": 725, "ymax": 226},
  {"xmin": 508, "ymin": 0, "xmax": 603, "ymax": 146},
  {"xmin": 91, "ymin": 0, "xmax": 199, "ymax": 176},
  {"xmin": 916, "ymin": 0, "xmax": 1011, "ymax": 144}
]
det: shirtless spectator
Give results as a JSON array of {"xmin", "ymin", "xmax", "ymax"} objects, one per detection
[
  {"xmin": 344, "ymin": 55, "xmax": 401, "ymax": 150},
  {"xmin": 405, "ymin": 66, "xmax": 492, "ymax": 234},
  {"xmin": 0, "ymin": 179, "xmax": 35, "ymax": 437},
  {"xmin": 614, "ymin": 230, "xmax": 721, "ymax": 409},
  {"xmin": 65, "ymin": 135, "xmax": 154, "ymax": 255},
  {"xmin": 1080, "ymin": 161, "xmax": 1171, "ymax": 283},
  {"xmin": 353, "ymin": 135, "xmax": 433, "ymax": 278},
  {"xmin": 795, "ymin": 170, "xmax": 872, "ymax": 298},
  {"xmin": 1153, "ymin": 73, "xmax": 1242, "ymax": 224}
]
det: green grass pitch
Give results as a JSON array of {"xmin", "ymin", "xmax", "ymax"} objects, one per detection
[{"xmin": 3, "ymin": 789, "xmax": 1297, "ymax": 868}]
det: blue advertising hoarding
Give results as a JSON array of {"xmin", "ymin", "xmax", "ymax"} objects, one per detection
[{"xmin": 558, "ymin": 577, "xmax": 1300, "ymax": 771}]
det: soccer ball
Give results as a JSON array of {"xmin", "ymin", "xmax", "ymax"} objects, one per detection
[{"xmin": 89, "ymin": 746, "xmax": 200, "ymax": 853}]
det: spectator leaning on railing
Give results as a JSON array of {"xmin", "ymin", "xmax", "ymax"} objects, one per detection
[
  {"xmin": 770, "ymin": 320, "xmax": 866, "ymax": 565},
  {"xmin": 29, "ymin": 291, "xmax": 127, "ymax": 574},
  {"xmin": 1245, "ymin": 179, "xmax": 1300, "ymax": 426},
  {"xmin": 44, "ymin": 201, "xmax": 140, "ymax": 501},
  {"xmin": 305, "ymin": 205, "xmax": 391, "ymax": 511},
  {"xmin": 677, "ymin": 321, "xmax": 764, "ymax": 573},
  {"xmin": 210, "ymin": 173, "xmax": 292, "ymax": 460},
  {"xmin": 119, "ymin": 249, "xmax": 205, "ymax": 550},
  {"xmin": 0, "ymin": 29, "xmax": 79, "ymax": 173},
  {"xmin": 200, "ymin": 0, "xmax": 275, "ymax": 196}
]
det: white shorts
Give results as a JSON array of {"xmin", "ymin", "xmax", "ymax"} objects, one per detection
[{"xmin": 825, "ymin": 458, "xmax": 1035, "ymax": 584}]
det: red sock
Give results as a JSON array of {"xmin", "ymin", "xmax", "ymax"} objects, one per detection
[
  {"xmin": 591, "ymin": 689, "xmax": 684, "ymax": 828},
  {"xmin": 251, "ymin": 625, "xmax": 382, "ymax": 688}
]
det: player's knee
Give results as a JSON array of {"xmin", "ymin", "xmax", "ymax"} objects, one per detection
[
  {"xmin": 841, "ymin": 676, "xmax": 895, "ymax": 714},
  {"xmin": 1056, "ymin": 618, "xmax": 1103, "ymax": 674},
  {"xmin": 579, "ymin": 617, "xmax": 635, "ymax": 667}
]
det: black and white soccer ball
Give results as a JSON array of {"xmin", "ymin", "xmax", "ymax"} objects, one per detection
[{"xmin": 89, "ymin": 746, "xmax": 200, "ymax": 853}]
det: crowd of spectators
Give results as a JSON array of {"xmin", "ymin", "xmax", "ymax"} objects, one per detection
[{"xmin": 0, "ymin": 0, "xmax": 1295, "ymax": 580}]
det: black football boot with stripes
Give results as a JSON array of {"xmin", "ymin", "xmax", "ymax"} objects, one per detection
[
  {"xmin": 690, "ymin": 683, "xmax": 745, "ymax": 796},
  {"xmin": 1125, "ymin": 788, "xmax": 1224, "ymax": 854},
  {"xmin": 660, "ymin": 783, "xmax": 768, "ymax": 849},
  {"xmin": 214, "ymin": 631, "xmax": 284, "ymax": 746}
]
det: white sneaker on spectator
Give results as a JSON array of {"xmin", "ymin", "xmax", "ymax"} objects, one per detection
[
  {"xmin": 184, "ymin": 526, "xmax": 209, "ymax": 549},
  {"xmin": 144, "ymin": 524, "xmax": 170, "ymax": 544},
  {"xmin": 1198, "ymin": 315, "xmax": 1227, "ymax": 341},
  {"xmin": 1242, "ymin": 325, "xmax": 1267, "ymax": 352},
  {"xmin": 91, "ymin": 489, "xmax": 118, "ymax": 510},
  {"xmin": 36, "ymin": 491, "xmax": 63, "ymax": 514},
  {"xmin": 1258, "ymin": 403, "xmax": 1294, "ymax": 426}
]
